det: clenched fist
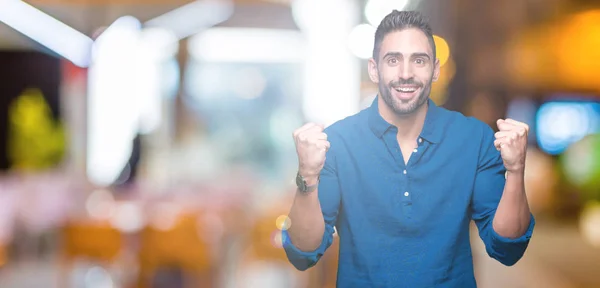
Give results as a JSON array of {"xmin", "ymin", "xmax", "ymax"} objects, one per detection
[
  {"xmin": 293, "ymin": 123, "xmax": 330, "ymax": 181},
  {"xmin": 494, "ymin": 118, "xmax": 529, "ymax": 173}
]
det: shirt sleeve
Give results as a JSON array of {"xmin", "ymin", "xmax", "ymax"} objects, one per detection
[
  {"xmin": 470, "ymin": 122, "xmax": 535, "ymax": 266},
  {"xmin": 282, "ymin": 130, "xmax": 341, "ymax": 271}
]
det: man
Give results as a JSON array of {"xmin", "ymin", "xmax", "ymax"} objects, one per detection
[{"xmin": 283, "ymin": 10, "xmax": 535, "ymax": 287}]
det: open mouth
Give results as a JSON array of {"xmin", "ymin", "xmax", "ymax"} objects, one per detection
[
  {"xmin": 393, "ymin": 87, "xmax": 418, "ymax": 93},
  {"xmin": 392, "ymin": 85, "xmax": 420, "ymax": 100}
]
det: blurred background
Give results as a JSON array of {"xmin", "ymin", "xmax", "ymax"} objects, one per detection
[{"xmin": 0, "ymin": 0, "xmax": 599, "ymax": 287}]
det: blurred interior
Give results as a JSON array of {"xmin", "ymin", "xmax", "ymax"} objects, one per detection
[{"xmin": 0, "ymin": 0, "xmax": 599, "ymax": 287}]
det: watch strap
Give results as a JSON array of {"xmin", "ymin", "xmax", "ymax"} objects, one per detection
[{"xmin": 296, "ymin": 172, "xmax": 319, "ymax": 193}]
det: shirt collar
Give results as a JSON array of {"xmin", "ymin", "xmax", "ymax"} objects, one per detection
[{"xmin": 368, "ymin": 95, "xmax": 443, "ymax": 143}]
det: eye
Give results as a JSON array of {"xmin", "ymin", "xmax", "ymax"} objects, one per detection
[
  {"xmin": 414, "ymin": 58, "xmax": 425, "ymax": 65},
  {"xmin": 388, "ymin": 58, "xmax": 398, "ymax": 65}
]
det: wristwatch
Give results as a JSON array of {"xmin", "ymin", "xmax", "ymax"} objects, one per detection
[{"xmin": 296, "ymin": 172, "xmax": 319, "ymax": 193}]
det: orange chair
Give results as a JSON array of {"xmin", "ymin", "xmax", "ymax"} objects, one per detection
[
  {"xmin": 136, "ymin": 212, "xmax": 216, "ymax": 288},
  {"xmin": 62, "ymin": 221, "xmax": 123, "ymax": 261},
  {"xmin": 243, "ymin": 195, "xmax": 297, "ymax": 262},
  {"xmin": 0, "ymin": 242, "xmax": 7, "ymax": 268},
  {"xmin": 236, "ymin": 201, "xmax": 317, "ymax": 288},
  {"xmin": 247, "ymin": 213, "xmax": 288, "ymax": 262},
  {"xmin": 60, "ymin": 220, "xmax": 124, "ymax": 287}
]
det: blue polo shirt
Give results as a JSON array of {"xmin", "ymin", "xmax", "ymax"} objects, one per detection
[{"xmin": 283, "ymin": 97, "xmax": 535, "ymax": 287}]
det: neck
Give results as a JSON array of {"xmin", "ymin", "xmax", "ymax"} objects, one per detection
[{"xmin": 378, "ymin": 96, "xmax": 428, "ymax": 142}]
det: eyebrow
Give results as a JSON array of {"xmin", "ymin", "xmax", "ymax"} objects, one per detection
[
  {"xmin": 411, "ymin": 53, "xmax": 431, "ymax": 60},
  {"xmin": 382, "ymin": 52, "xmax": 431, "ymax": 60}
]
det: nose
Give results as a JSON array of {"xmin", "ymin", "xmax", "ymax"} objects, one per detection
[{"xmin": 398, "ymin": 60, "xmax": 413, "ymax": 80}]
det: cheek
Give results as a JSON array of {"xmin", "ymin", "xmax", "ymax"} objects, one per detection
[
  {"xmin": 379, "ymin": 68, "xmax": 397, "ymax": 83},
  {"xmin": 416, "ymin": 68, "xmax": 434, "ymax": 82}
]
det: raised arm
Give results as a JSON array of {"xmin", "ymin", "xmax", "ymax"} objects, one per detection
[
  {"xmin": 283, "ymin": 123, "xmax": 341, "ymax": 271},
  {"xmin": 471, "ymin": 119, "xmax": 535, "ymax": 266}
]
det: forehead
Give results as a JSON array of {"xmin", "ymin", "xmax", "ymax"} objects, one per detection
[{"xmin": 379, "ymin": 28, "xmax": 433, "ymax": 58}]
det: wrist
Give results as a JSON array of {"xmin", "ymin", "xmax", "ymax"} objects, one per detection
[
  {"xmin": 506, "ymin": 166, "xmax": 525, "ymax": 175},
  {"xmin": 296, "ymin": 170, "xmax": 320, "ymax": 193},
  {"xmin": 303, "ymin": 175, "xmax": 319, "ymax": 186},
  {"xmin": 298, "ymin": 170, "xmax": 320, "ymax": 185},
  {"xmin": 505, "ymin": 168, "xmax": 525, "ymax": 180}
]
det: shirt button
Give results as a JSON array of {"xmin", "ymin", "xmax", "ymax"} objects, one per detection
[
  {"xmin": 404, "ymin": 192, "xmax": 409, "ymax": 196},
  {"xmin": 413, "ymin": 148, "xmax": 418, "ymax": 153},
  {"xmin": 419, "ymin": 138, "xmax": 423, "ymax": 143},
  {"xmin": 403, "ymin": 170, "xmax": 407, "ymax": 175}
]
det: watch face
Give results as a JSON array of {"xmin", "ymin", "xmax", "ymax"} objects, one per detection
[{"xmin": 296, "ymin": 173, "xmax": 306, "ymax": 191}]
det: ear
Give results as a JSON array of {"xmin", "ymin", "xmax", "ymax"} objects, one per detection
[
  {"xmin": 432, "ymin": 58, "xmax": 441, "ymax": 82},
  {"xmin": 368, "ymin": 58, "xmax": 379, "ymax": 83}
]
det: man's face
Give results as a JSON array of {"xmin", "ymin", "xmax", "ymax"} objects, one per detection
[{"xmin": 368, "ymin": 28, "xmax": 440, "ymax": 115}]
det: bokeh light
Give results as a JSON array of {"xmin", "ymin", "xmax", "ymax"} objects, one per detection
[
  {"xmin": 275, "ymin": 215, "xmax": 291, "ymax": 231},
  {"xmin": 85, "ymin": 189, "xmax": 116, "ymax": 220},
  {"xmin": 561, "ymin": 133, "xmax": 600, "ymax": 200},
  {"xmin": 348, "ymin": 24, "xmax": 376, "ymax": 59},
  {"xmin": 271, "ymin": 230, "xmax": 286, "ymax": 249},
  {"xmin": 433, "ymin": 35, "xmax": 450, "ymax": 67},
  {"xmin": 109, "ymin": 201, "xmax": 144, "ymax": 233},
  {"xmin": 84, "ymin": 266, "xmax": 115, "ymax": 288},
  {"xmin": 536, "ymin": 101, "xmax": 600, "ymax": 155},
  {"xmin": 364, "ymin": 0, "xmax": 410, "ymax": 27},
  {"xmin": 149, "ymin": 202, "xmax": 181, "ymax": 231},
  {"xmin": 555, "ymin": 10, "xmax": 600, "ymax": 91},
  {"xmin": 580, "ymin": 201, "xmax": 600, "ymax": 248}
]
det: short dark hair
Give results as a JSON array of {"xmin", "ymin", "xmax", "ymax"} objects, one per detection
[{"xmin": 372, "ymin": 10, "xmax": 436, "ymax": 62}]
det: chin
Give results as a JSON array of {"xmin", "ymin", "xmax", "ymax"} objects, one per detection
[
  {"xmin": 393, "ymin": 105, "xmax": 419, "ymax": 115},
  {"xmin": 392, "ymin": 97, "xmax": 427, "ymax": 115},
  {"xmin": 380, "ymin": 85, "xmax": 429, "ymax": 115}
]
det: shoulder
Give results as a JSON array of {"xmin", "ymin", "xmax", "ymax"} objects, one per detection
[
  {"xmin": 320, "ymin": 108, "xmax": 369, "ymax": 162},
  {"xmin": 323, "ymin": 107, "xmax": 369, "ymax": 139},
  {"xmin": 437, "ymin": 106, "xmax": 495, "ymax": 142}
]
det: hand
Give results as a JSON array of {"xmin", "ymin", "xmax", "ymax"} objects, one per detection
[
  {"xmin": 494, "ymin": 119, "xmax": 529, "ymax": 173},
  {"xmin": 293, "ymin": 123, "xmax": 330, "ymax": 181}
]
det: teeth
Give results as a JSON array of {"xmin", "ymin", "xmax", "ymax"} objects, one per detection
[{"xmin": 395, "ymin": 87, "xmax": 417, "ymax": 92}]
